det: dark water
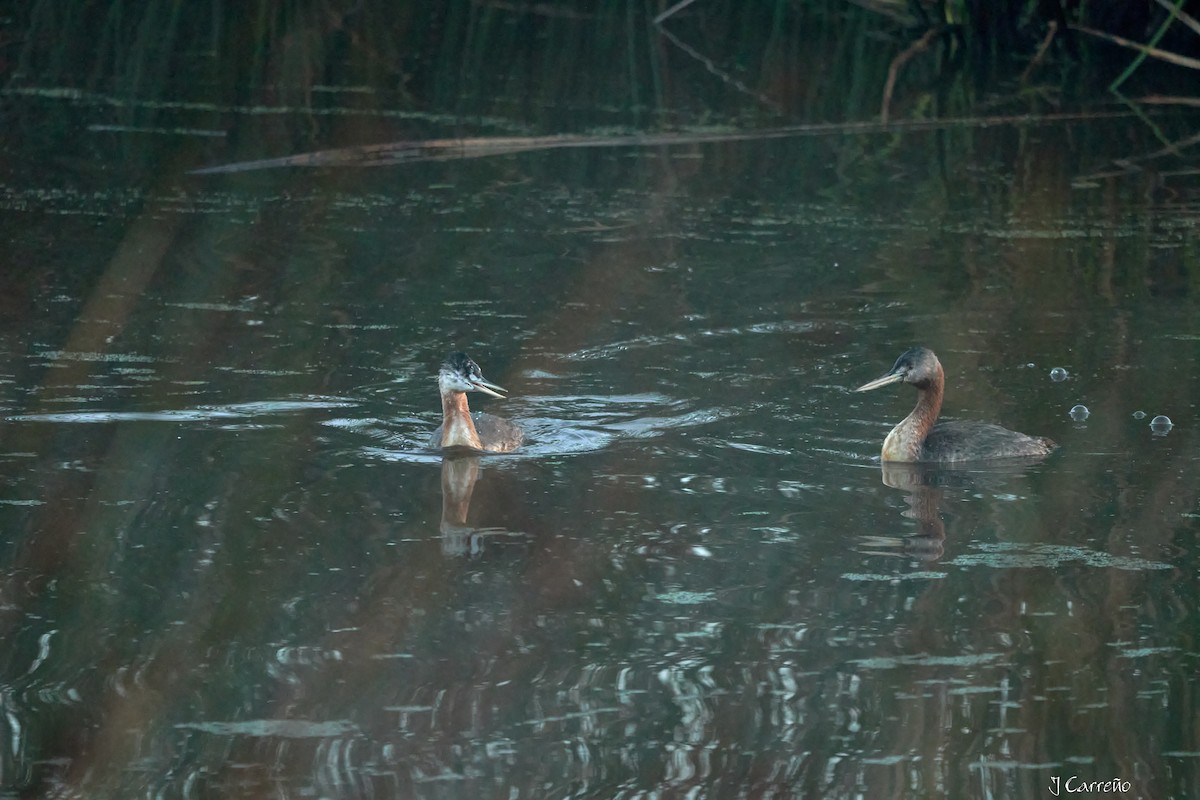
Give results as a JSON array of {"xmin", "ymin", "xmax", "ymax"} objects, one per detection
[{"xmin": 3, "ymin": 6, "xmax": 1200, "ymax": 799}]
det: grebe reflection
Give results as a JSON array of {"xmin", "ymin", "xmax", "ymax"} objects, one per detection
[
  {"xmin": 855, "ymin": 347, "xmax": 1055, "ymax": 462},
  {"xmin": 429, "ymin": 352, "xmax": 524, "ymax": 453}
]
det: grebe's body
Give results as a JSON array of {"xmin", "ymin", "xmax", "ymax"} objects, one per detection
[
  {"xmin": 429, "ymin": 352, "xmax": 523, "ymax": 453},
  {"xmin": 855, "ymin": 347, "xmax": 1055, "ymax": 463}
]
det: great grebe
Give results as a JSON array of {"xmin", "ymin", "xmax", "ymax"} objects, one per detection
[
  {"xmin": 429, "ymin": 352, "xmax": 523, "ymax": 453},
  {"xmin": 855, "ymin": 347, "xmax": 1056, "ymax": 462}
]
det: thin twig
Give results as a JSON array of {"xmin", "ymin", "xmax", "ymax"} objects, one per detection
[
  {"xmin": 470, "ymin": 0, "xmax": 596, "ymax": 20},
  {"xmin": 1069, "ymin": 23, "xmax": 1200, "ymax": 87},
  {"xmin": 1139, "ymin": 94, "xmax": 1200, "ymax": 107},
  {"xmin": 653, "ymin": 0, "xmax": 700, "ymax": 27},
  {"xmin": 1153, "ymin": 0, "xmax": 1200, "ymax": 38},
  {"xmin": 650, "ymin": 0, "xmax": 780, "ymax": 113},
  {"xmin": 655, "ymin": 23, "xmax": 782, "ymax": 113},
  {"xmin": 191, "ymin": 108, "xmax": 1139, "ymax": 174},
  {"xmin": 1021, "ymin": 20, "xmax": 1058, "ymax": 83},
  {"xmin": 881, "ymin": 26, "xmax": 942, "ymax": 124},
  {"xmin": 843, "ymin": 0, "xmax": 920, "ymax": 27},
  {"xmin": 1074, "ymin": 128, "xmax": 1200, "ymax": 181},
  {"xmin": 1105, "ymin": 0, "xmax": 1191, "ymax": 90}
]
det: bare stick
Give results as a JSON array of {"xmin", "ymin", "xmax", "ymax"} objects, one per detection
[
  {"xmin": 1021, "ymin": 21, "xmax": 1058, "ymax": 83},
  {"xmin": 881, "ymin": 27, "xmax": 942, "ymax": 124},
  {"xmin": 655, "ymin": 24, "xmax": 782, "ymax": 112},
  {"xmin": 1153, "ymin": 0, "xmax": 1200, "ymax": 38},
  {"xmin": 1074, "ymin": 127, "xmax": 1200, "ymax": 181},
  {"xmin": 1069, "ymin": 24, "xmax": 1200, "ymax": 71},
  {"xmin": 653, "ymin": 0, "xmax": 700, "ymax": 27},
  {"xmin": 471, "ymin": 1, "xmax": 596, "ymax": 20},
  {"xmin": 191, "ymin": 108, "xmax": 1142, "ymax": 174},
  {"xmin": 1139, "ymin": 94, "xmax": 1200, "ymax": 107}
]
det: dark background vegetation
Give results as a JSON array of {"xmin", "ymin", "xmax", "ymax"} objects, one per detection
[{"xmin": 4, "ymin": 1, "xmax": 1200, "ymax": 137}]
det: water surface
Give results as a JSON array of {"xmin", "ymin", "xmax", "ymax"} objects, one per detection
[{"xmin": 2, "ymin": 7, "xmax": 1200, "ymax": 798}]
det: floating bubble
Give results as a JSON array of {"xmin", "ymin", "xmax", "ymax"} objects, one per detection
[
  {"xmin": 1150, "ymin": 415, "xmax": 1173, "ymax": 436},
  {"xmin": 1069, "ymin": 404, "xmax": 1089, "ymax": 421},
  {"xmin": 1050, "ymin": 367, "xmax": 1069, "ymax": 382},
  {"xmin": 1132, "ymin": 410, "xmax": 1146, "ymax": 420}
]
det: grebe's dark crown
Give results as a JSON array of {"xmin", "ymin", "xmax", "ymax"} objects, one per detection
[
  {"xmin": 891, "ymin": 346, "xmax": 934, "ymax": 374},
  {"xmin": 442, "ymin": 351, "xmax": 481, "ymax": 378}
]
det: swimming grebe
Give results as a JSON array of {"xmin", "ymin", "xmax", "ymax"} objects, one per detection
[
  {"xmin": 855, "ymin": 347, "xmax": 1056, "ymax": 462},
  {"xmin": 429, "ymin": 352, "xmax": 523, "ymax": 453}
]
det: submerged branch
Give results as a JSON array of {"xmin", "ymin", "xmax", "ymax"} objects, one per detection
[
  {"xmin": 652, "ymin": 0, "xmax": 700, "ymax": 26},
  {"xmin": 1021, "ymin": 21, "xmax": 1059, "ymax": 83},
  {"xmin": 1153, "ymin": 0, "xmax": 1200, "ymax": 37},
  {"xmin": 881, "ymin": 26, "xmax": 943, "ymax": 124},
  {"xmin": 470, "ymin": 0, "xmax": 596, "ymax": 20},
  {"xmin": 1070, "ymin": 24, "xmax": 1200, "ymax": 72},
  {"xmin": 1074, "ymin": 126, "xmax": 1200, "ymax": 181},
  {"xmin": 654, "ymin": 24, "xmax": 782, "ymax": 113},
  {"xmin": 191, "ymin": 109, "xmax": 1138, "ymax": 175},
  {"xmin": 1139, "ymin": 94, "xmax": 1200, "ymax": 107},
  {"xmin": 843, "ymin": 0, "xmax": 922, "ymax": 27},
  {"xmin": 1105, "ymin": 0, "xmax": 1194, "ymax": 91}
]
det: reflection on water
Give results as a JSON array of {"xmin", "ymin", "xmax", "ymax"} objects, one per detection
[
  {"xmin": 438, "ymin": 455, "xmax": 528, "ymax": 557},
  {"xmin": 2, "ymin": 291, "xmax": 1198, "ymax": 797},
  {"xmin": 859, "ymin": 462, "xmax": 948, "ymax": 561},
  {"xmin": 948, "ymin": 542, "xmax": 1172, "ymax": 571},
  {"xmin": 858, "ymin": 459, "xmax": 1074, "ymax": 563},
  {"xmin": 439, "ymin": 454, "xmax": 483, "ymax": 555},
  {"xmin": 10, "ymin": 398, "xmax": 356, "ymax": 425}
]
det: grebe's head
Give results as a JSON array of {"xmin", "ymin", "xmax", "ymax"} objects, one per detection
[
  {"xmin": 438, "ymin": 352, "xmax": 508, "ymax": 398},
  {"xmin": 855, "ymin": 347, "xmax": 943, "ymax": 392}
]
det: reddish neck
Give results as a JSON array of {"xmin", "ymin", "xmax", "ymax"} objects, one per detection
[
  {"xmin": 882, "ymin": 368, "xmax": 944, "ymax": 462},
  {"xmin": 440, "ymin": 390, "xmax": 483, "ymax": 450}
]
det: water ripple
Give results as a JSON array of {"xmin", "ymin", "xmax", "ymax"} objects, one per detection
[
  {"xmin": 948, "ymin": 543, "xmax": 1171, "ymax": 571},
  {"xmin": 8, "ymin": 397, "xmax": 357, "ymax": 424},
  {"xmin": 177, "ymin": 720, "xmax": 358, "ymax": 738}
]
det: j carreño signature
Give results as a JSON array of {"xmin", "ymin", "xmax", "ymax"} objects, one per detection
[{"xmin": 1048, "ymin": 776, "xmax": 1132, "ymax": 796}]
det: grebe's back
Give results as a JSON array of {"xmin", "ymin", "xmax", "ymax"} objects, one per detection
[{"xmin": 921, "ymin": 419, "xmax": 1055, "ymax": 462}]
